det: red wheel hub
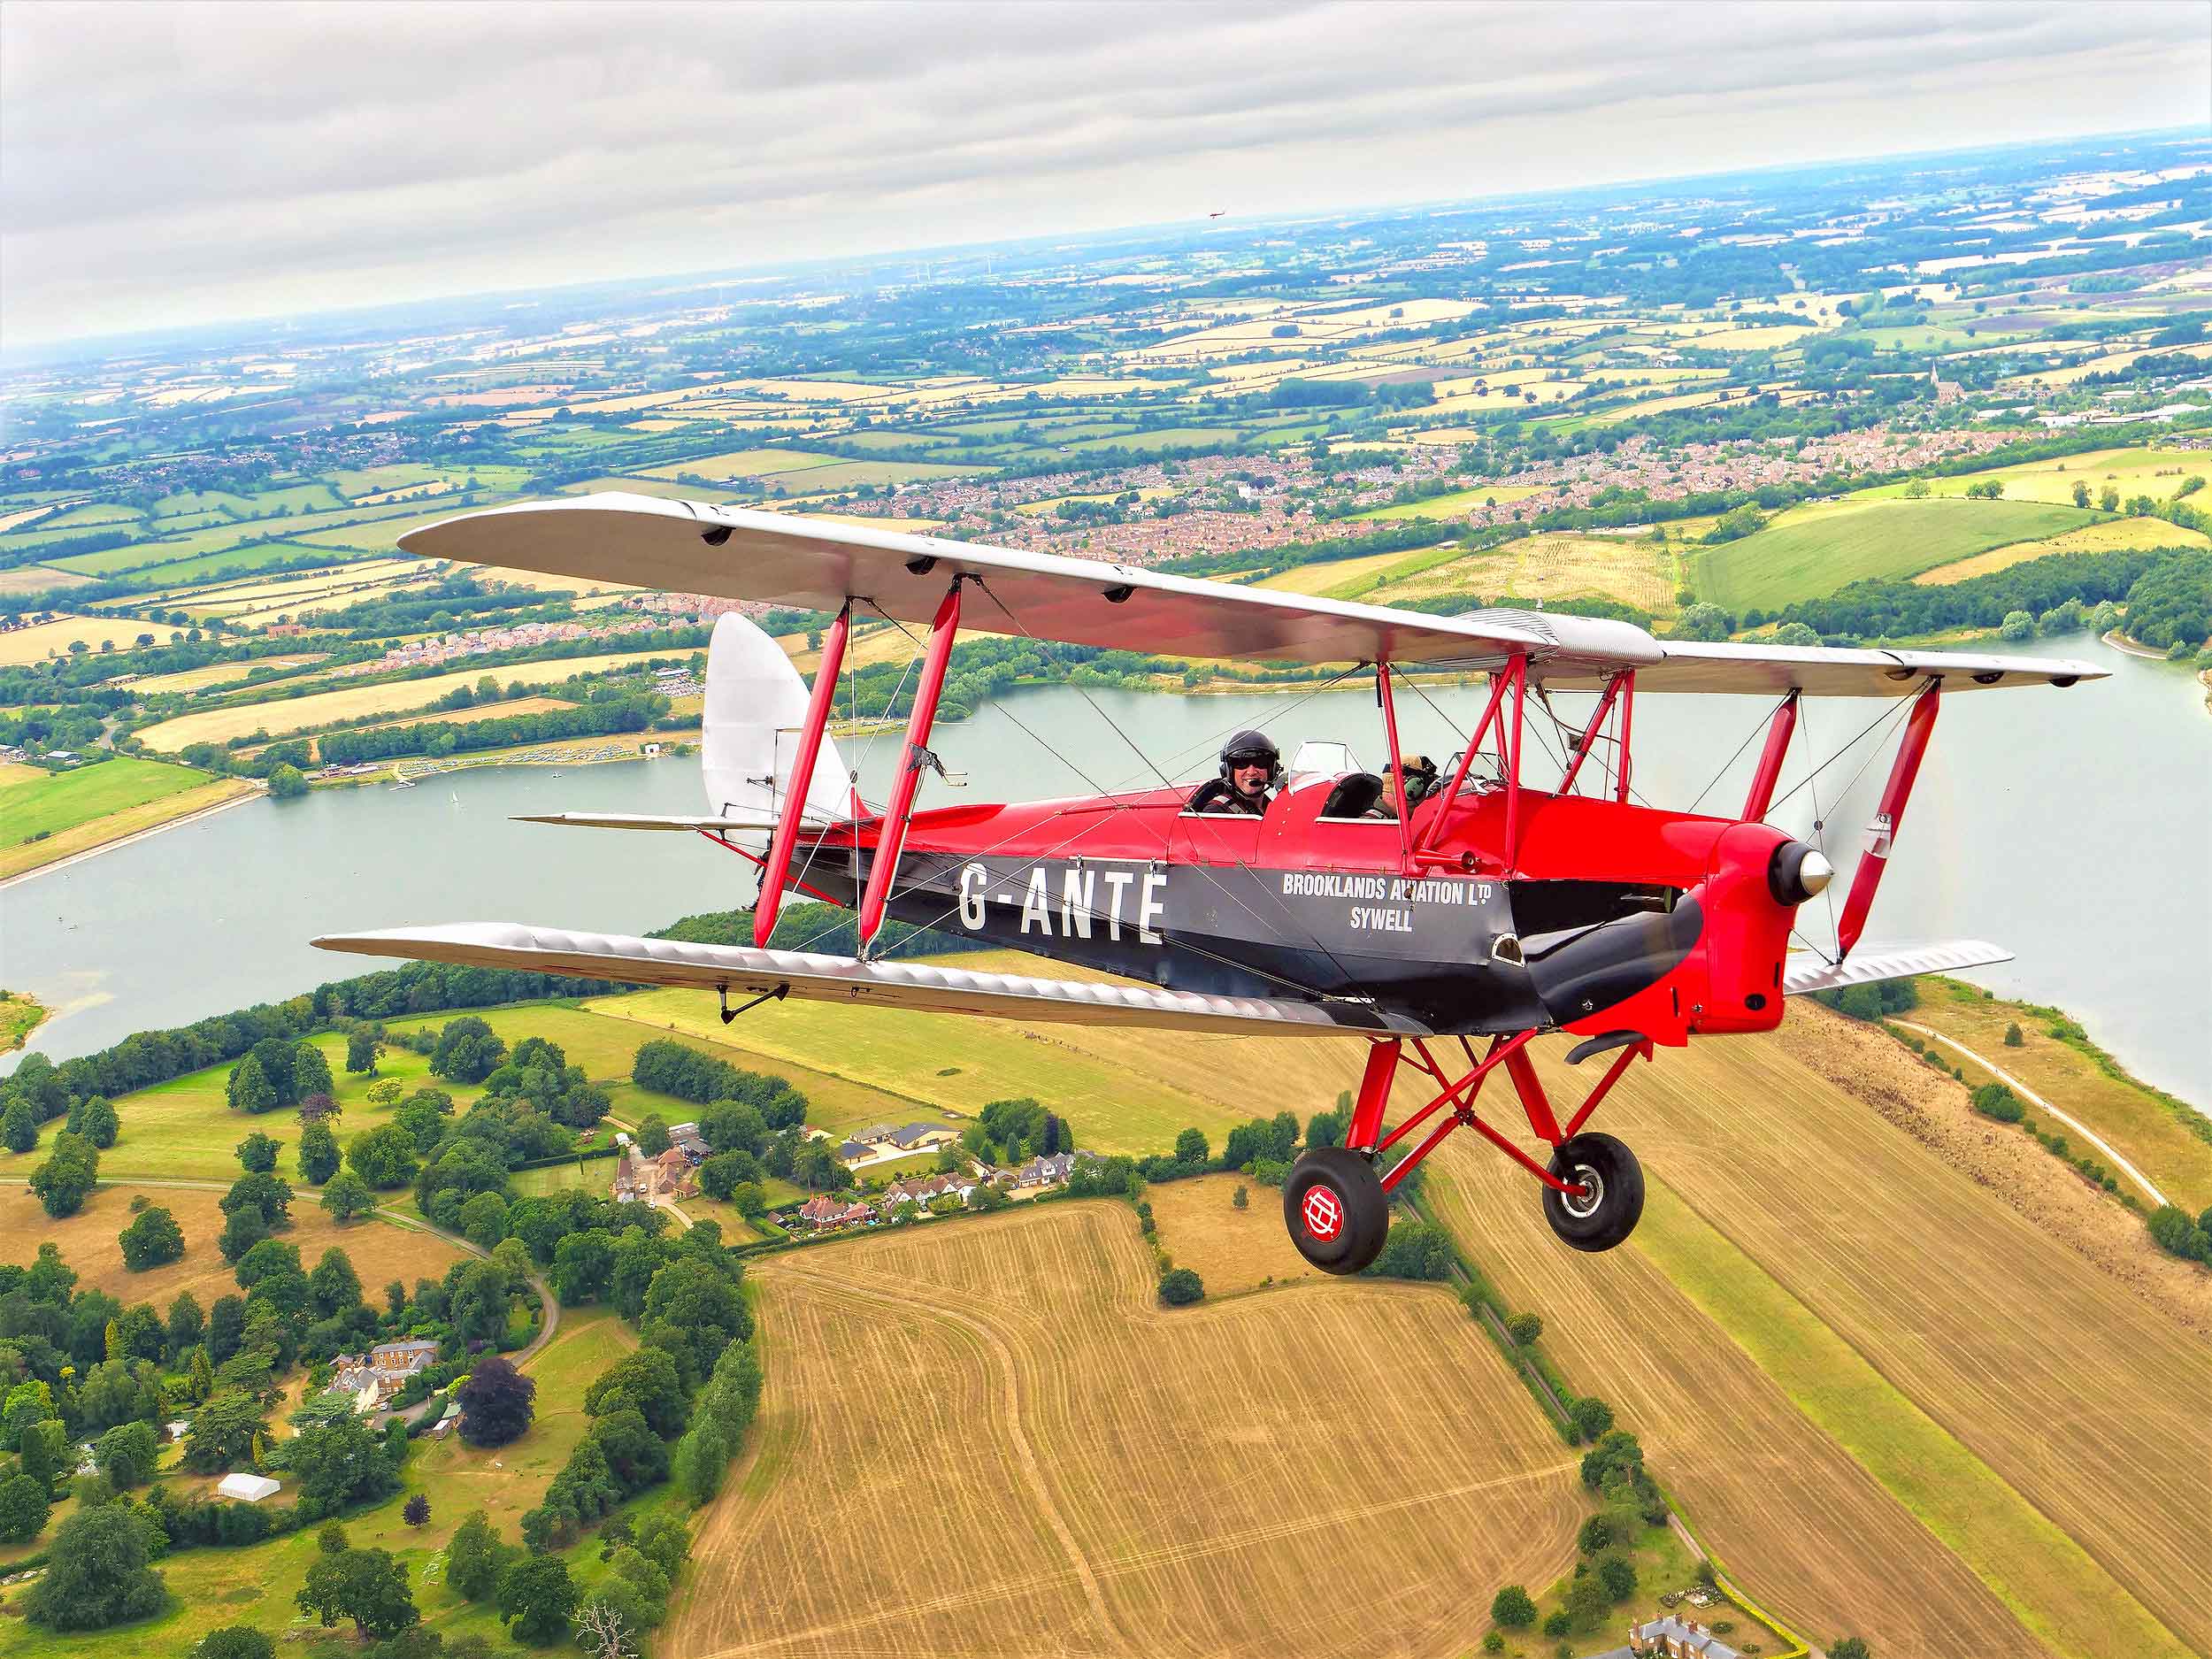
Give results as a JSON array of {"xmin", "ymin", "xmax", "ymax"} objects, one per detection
[{"xmin": 1301, "ymin": 1184, "xmax": 1344, "ymax": 1242}]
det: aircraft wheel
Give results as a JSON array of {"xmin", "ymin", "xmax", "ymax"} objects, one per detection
[
  {"xmin": 1541, "ymin": 1133, "xmax": 1644, "ymax": 1253},
  {"xmin": 1283, "ymin": 1148, "xmax": 1389, "ymax": 1276}
]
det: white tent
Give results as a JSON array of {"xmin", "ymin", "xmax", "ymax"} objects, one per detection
[{"xmin": 216, "ymin": 1472, "xmax": 280, "ymax": 1502}]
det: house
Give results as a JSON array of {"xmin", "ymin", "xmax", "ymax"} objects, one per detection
[
  {"xmin": 887, "ymin": 1121, "xmax": 957, "ymax": 1153},
  {"xmin": 797, "ymin": 1194, "xmax": 876, "ymax": 1229},
  {"xmin": 836, "ymin": 1139, "xmax": 873, "ymax": 1166},
  {"xmin": 1015, "ymin": 1151, "xmax": 1093, "ymax": 1188},
  {"xmin": 331, "ymin": 1338, "xmax": 441, "ymax": 1412},
  {"xmin": 879, "ymin": 1173, "xmax": 971, "ymax": 1210},
  {"xmin": 217, "ymin": 1472, "xmax": 281, "ymax": 1503},
  {"xmin": 666, "ymin": 1122, "xmax": 710, "ymax": 1159},
  {"xmin": 1609, "ymin": 1614, "xmax": 1742, "ymax": 1659},
  {"xmin": 852, "ymin": 1124, "xmax": 902, "ymax": 1146}
]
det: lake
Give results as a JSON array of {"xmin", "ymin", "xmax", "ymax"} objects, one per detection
[{"xmin": 4, "ymin": 632, "xmax": 2206, "ymax": 1105}]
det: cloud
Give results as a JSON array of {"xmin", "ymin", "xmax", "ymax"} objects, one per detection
[{"xmin": 3, "ymin": 0, "xmax": 2207, "ymax": 342}]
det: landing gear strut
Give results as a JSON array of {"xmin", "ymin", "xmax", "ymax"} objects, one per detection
[{"xmin": 1286, "ymin": 1031, "xmax": 1655, "ymax": 1263}]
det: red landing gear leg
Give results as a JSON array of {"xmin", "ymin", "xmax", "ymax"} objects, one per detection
[{"xmin": 1285, "ymin": 1032, "xmax": 1655, "ymax": 1266}]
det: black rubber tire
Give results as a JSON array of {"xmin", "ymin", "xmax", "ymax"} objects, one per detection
[
  {"xmin": 1283, "ymin": 1147, "xmax": 1390, "ymax": 1276},
  {"xmin": 1541, "ymin": 1132, "xmax": 1645, "ymax": 1253}
]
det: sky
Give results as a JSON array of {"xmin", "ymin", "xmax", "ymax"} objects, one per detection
[{"xmin": 4, "ymin": 0, "xmax": 2208, "ymax": 345}]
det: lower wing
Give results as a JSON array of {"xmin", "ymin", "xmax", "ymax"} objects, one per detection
[
  {"xmin": 311, "ymin": 922, "xmax": 1420, "ymax": 1037},
  {"xmin": 1783, "ymin": 938, "xmax": 2011, "ymax": 995}
]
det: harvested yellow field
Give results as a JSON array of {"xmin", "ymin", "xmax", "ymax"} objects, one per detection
[
  {"xmin": 129, "ymin": 656, "xmax": 327, "ymax": 695},
  {"xmin": 1146, "ymin": 1172, "xmax": 1320, "ymax": 1293},
  {"xmin": 0, "ymin": 611, "xmax": 163, "ymax": 664},
  {"xmin": 134, "ymin": 649, "xmax": 693, "ymax": 750},
  {"xmin": 1385, "ymin": 532, "xmax": 1675, "ymax": 615},
  {"xmin": 1423, "ymin": 1009, "xmax": 2209, "ymax": 1659},
  {"xmin": 0, "ymin": 564, "xmax": 93, "ymax": 595},
  {"xmin": 0, "ymin": 1181, "xmax": 468, "ymax": 1313},
  {"xmin": 668, "ymin": 1202, "xmax": 1582, "ymax": 1659},
  {"xmin": 1914, "ymin": 514, "xmax": 2210, "ymax": 583},
  {"xmin": 1254, "ymin": 545, "xmax": 1437, "ymax": 595},
  {"xmin": 140, "ymin": 557, "xmax": 432, "ymax": 608},
  {"xmin": 1870, "ymin": 445, "xmax": 2210, "ymax": 507}
]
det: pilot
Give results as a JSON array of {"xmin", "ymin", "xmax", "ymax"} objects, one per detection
[{"xmin": 1189, "ymin": 731, "xmax": 1280, "ymax": 816}]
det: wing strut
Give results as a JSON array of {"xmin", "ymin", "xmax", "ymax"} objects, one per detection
[
  {"xmin": 1741, "ymin": 688, "xmax": 1799, "ymax": 820},
  {"xmin": 1835, "ymin": 682, "xmax": 1940, "ymax": 959},
  {"xmin": 754, "ymin": 602, "xmax": 852, "ymax": 948},
  {"xmin": 857, "ymin": 574, "xmax": 967, "ymax": 949}
]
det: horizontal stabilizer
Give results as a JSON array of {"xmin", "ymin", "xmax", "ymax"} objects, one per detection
[
  {"xmin": 311, "ymin": 922, "xmax": 1421, "ymax": 1038},
  {"xmin": 1783, "ymin": 938, "xmax": 2012, "ymax": 996},
  {"xmin": 512, "ymin": 811, "xmax": 838, "ymax": 833}
]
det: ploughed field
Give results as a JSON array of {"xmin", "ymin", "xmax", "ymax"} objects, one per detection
[
  {"xmin": 665, "ymin": 1201, "xmax": 1583, "ymax": 1659},
  {"xmin": 1421, "ymin": 1010, "xmax": 2210, "ymax": 1659}
]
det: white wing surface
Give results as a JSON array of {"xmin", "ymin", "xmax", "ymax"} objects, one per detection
[
  {"xmin": 311, "ymin": 922, "xmax": 1424, "ymax": 1037},
  {"xmin": 1783, "ymin": 938, "xmax": 2014, "ymax": 995},
  {"xmin": 402, "ymin": 495, "xmax": 2105, "ymax": 695}
]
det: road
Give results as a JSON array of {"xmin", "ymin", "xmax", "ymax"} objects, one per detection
[{"xmin": 1891, "ymin": 1020, "xmax": 2169, "ymax": 1207}]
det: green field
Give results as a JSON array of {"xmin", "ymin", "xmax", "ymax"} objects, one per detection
[
  {"xmin": 1694, "ymin": 497, "xmax": 2095, "ymax": 614},
  {"xmin": 0, "ymin": 756, "xmax": 215, "ymax": 846},
  {"xmin": 1636, "ymin": 1179, "xmax": 2186, "ymax": 1659}
]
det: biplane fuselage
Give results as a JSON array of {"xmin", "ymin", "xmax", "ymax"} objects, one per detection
[{"xmin": 795, "ymin": 778, "xmax": 1789, "ymax": 1047}]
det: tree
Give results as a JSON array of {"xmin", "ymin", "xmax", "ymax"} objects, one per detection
[
  {"xmin": 28, "ymin": 1130, "xmax": 98, "ymax": 1218},
  {"xmin": 498, "ymin": 1555, "xmax": 578, "ymax": 1645},
  {"xmin": 310, "ymin": 1247, "xmax": 365, "ymax": 1318},
  {"xmin": 447, "ymin": 1510, "xmax": 512, "ymax": 1601},
  {"xmin": 1597, "ymin": 1551, "xmax": 1638, "ymax": 1601},
  {"xmin": 553, "ymin": 1232, "xmax": 617, "ymax": 1306},
  {"xmin": 641, "ymin": 1256, "xmax": 749, "ymax": 1384},
  {"xmin": 1157, "ymin": 1267, "xmax": 1204, "ymax": 1306},
  {"xmin": 1999, "ymin": 608, "xmax": 2036, "ymax": 641},
  {"xmin": 235, "ymin": 1131, "xmax": 281, "ymax": 1173},
  {"xmin": 95, "ymin": 1419, "xmax": 161, "ymax": 1488},
  {"xmin": 194, "ymin": 1629, "xmax": 276, "ymax": 1659},
  {"xmin": 1232, "ymin": 1185, "xmax": 1248, "ymax": 1210},
  {"xmin": 80, "ymin": 1095, "xmax": 119, "ymax": 1148},
  {"xmin": 227, "ymin": 1052, "xmax": 279, "ymax": 1115},
  {"xmin": 165, "ymin": 1290, "xmax": 206, "ymax": 1357},
  {"xmin": 0, "ymin": 1471, "xmax": 50, "ymax": 1544},
  {"xmin": 2004, "ymin": 1021, "xmax": 2024, "ymax": 1047},
  {"xmin": 299, "ymin": 1120, "xmax": 342, "ymax": 1183},
  {"xmin": 431, "ymin": 1017, "xmax": 507, "ymax": 1086},
  {"xmin": 1829, "ymin": 1640, "xmax": 1871, "ymax": 1659},
  {"xmin": 320, "ymin": 1168, "xmax": 379, "ymax": 1221},
  {"xmin": 1576, "ymin": 1513, "xmax": 1615, "ymax": 1555},
  {"xmin": 23, "ymin": 1502, "xmax": 168, "ymax": 1631},
  {"xmin": 1489, "ymin": 1584, "xmax": 1538, "ymax": 1629},
  {"xmin": 584, "ymin": 1347, "xmax": 687, "ymax": 1439},
  {"xmin": 293, "ymin": 1415, "xmax": 402, "ymax": 1517},
  {"xmin": 1901, "ymin": 478, "xmax": 1931, "ymax": 499},
  {"xmin": 119, "ymin": 1203, "xmax": 187, "ymax": 1271},
  {"xmin": 1173, "ymin": 1127, "xmax": 1210, "ymax": 1166},
  {"xmin": 403, "ymin": 1493, "xmax": 430, "ymax": 1526},
  {"xmin": 458, "ymin": 1190, "xmax": 509, "ymax": 1250},
  {"xmin": 1570, "ymin": 1396, "xmax": 1616, "ymax": 1442},
  {"xmin": 1, "ymin": 1096, "xmax": 37, "ymax": 1154},
  {"xmin": 222, "ymin": 1170, "xmax": 295, "ymax": 1226},
  {"xmin": 1564, "ymin": 1571, "xmax": 1609, "ymax": 1630},
  {"xmin": 635, "ymin": 1115, "xmax": 672, "ymax": 1156},
  {"xmin": 1506, "ymin": 1311, "xmax": 1543, "ymax": 1346},
  {"xmin": 218, "ymin": 1203, "xmax": 272, "ymax": 1263},
  {"xmin": 182, "ymin": 1390, "xmax": 267, "ymax": 1472},
  {"xmin": 268, "ymin": 763, "xmax": 309, "ymax": 799},
  {"xmin": 457, "ymin": 1356, "xmax": 536, "ymax": 1448},
  {"xmin": 299, "ymin": 1543, "xmax": 419, "ymax": 1640},
  {"xmin": 2100, "ymin": 485, "xmax": 2121, "ymax": 513},
  {"xmin": 1673, "ymin": 602, "xmax": 1734, "ymax": 641},
  {"xmin": 577, "ymin": 1598, "xmax": 642, "ymax": 1659},
  {"xmin": 2072, "ymin": 480, "xmax": 2092, "ymax": 508},
  {"xmin": 346, "ymin": 1029, "xmax": 382, "ymax": 1075},
  {"xmin": 348, "ymin": 1124, "xmax": 419, "ymax": 1189}
]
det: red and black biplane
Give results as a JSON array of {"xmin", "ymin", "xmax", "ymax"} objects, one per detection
[{"xmin": 316, "ymin": 495, "xmax": 2104, "ymax": 1272}]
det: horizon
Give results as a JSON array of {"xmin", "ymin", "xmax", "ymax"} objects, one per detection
[{"xmin": 4, "ymin": 0, "xmax": 2208, "ymax": 348}]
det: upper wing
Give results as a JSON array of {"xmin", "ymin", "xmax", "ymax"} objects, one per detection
[
  {"xmin": 403, "ymin": 494, "xmax": 2102, "ymax": 695},
  {"xmin": 1783, "ymin": 937, "xmax": 2013, "ymax": 995},
  {"xmin": 311, "ymin": 922, "xmax": 1422, "ymax": 1037},
  {"xmin": 401, "ymin": 494, "xmax": 1655, "ymax": 674}
]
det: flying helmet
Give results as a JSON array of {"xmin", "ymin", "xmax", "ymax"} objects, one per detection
[{"xmin": 1218, "ymin": 729, "xmax": 1282, "ymax": 791}]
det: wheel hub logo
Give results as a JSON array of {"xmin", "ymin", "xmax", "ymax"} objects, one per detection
[{"xmin": 1302, "ymin": 1186, "xmax": 1343, "ymax": 1242}]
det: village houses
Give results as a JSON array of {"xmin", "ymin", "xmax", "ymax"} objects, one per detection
[{"xmin": 329, "ymin": 1337, "xmax": 441, "ymax": 1414}]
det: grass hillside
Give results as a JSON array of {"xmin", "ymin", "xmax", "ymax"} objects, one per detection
[{"xmin": 1695, "ymin": 497, "xmax": 2094, "ymax": 614}]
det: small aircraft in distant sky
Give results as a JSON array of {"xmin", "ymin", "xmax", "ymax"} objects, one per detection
[
  {"xmin": 1208, "ymin": 210, "xmax": 1226, "ymax": 219},
  {"xmin": 319, "ymin": 497, "xmax": 2103, "ymax": 1273}
]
